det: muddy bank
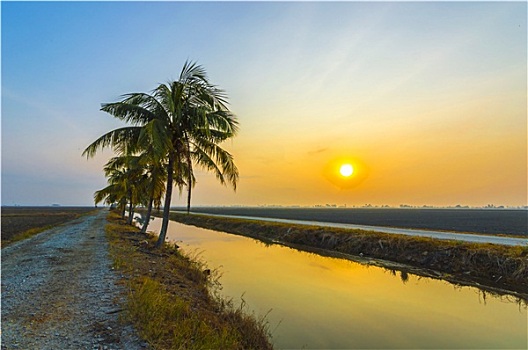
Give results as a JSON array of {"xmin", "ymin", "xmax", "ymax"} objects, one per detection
[{"xmin": 159, "ymin": 212, "xmax": 528, "ymax": 298}]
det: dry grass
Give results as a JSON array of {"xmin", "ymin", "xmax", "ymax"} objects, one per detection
[
  {"xmin": 105, "ymin": 211, "xmax": 273, "ymax": 350},
  {"xmin": 163, "ymin": 212, "xmax": 528, "ymax": 296},
  {"xmin": 1, "ymin": 207, "xmax": 97, "ymax": 247}
]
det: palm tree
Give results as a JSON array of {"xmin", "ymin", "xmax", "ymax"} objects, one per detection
[
  {"xmin": 136, "ymin": 152, "xmax": 167, "ymax": 233},
  {"xmin": 83, "ymin": 61, "xmax": 239, "ymax": 248},
  {"xmin": 93, "ymin": 162, "xmax": 130, "ymax": 220},
  {"xmin": 95, "ymin": 152, "xmax": 169, "ymax": 233},
  {"xmin": 99, "ymin": 155, "xmax": 143, "ymax": 225},
  {"xmin": 94, "ymin": 182, "xmax": 127, "ymax": 218},
  {"xmin": 183, "ymin": 101, "xmax": 239, "ymax": 214}
]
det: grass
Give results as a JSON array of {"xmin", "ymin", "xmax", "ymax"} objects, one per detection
[
  {"xmin": 105, "ymin": 211, "xmax": 273, "ymax": 350},
  {"xmin": 160, "ymin": 212, "xmax": 528, "ymax": 297}
]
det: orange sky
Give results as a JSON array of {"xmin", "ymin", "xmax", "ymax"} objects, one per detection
[
  {"xmin": 3, "ymin": 2, "xmax": 526, "ymax": 207},
  {"xmin": 186, "ymin": 46, "xmax": 527, "ymax": 207}
]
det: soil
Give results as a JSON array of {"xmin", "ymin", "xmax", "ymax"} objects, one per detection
[
  {"xmin": 1, "ymin": 210, "xmax": 147, "ymax": 350},
  {"xmin": 189, "ymin": 207, "xmax": 528, "ymax": 236},
  {"xmin": 1, "ymin": 207, "xmax": 96, "ymax": 242}
]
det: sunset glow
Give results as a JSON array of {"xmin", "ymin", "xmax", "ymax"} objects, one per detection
[{"xmin": 2, "ymin": 2, "xmax": 526, "ymax": 207}]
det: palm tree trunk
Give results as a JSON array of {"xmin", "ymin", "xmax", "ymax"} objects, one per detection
[
  {"xmin": 127, "ymin": 203, "xmax": 134, "ymax": 225},
  {"xmin": 186, "ymin": 184, "xmax": 192, "ymax": 214},
  {"xmin": 186, "ymin": 158, "xmax": 192, "ymax": 214},
  {"xmin": 156, "ymin": 154, "xmax": 174, "ymax": 248},
  {"xmin": 185, "ymin": 137, "xmax": 192, "ymax": 215},
  {"xmin": 141, "ymin": 196, "xmax": 154, "ymax": 233},
  {"xmin": 127, "ymin": 188, "xmax": 134, "ymax": 225}
]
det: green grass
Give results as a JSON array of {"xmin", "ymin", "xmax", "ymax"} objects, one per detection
[{"xmin": 105, "ymin": 211, "xmax": 273, "ymax": 350}]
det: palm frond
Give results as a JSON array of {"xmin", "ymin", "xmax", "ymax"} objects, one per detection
[
  {"xmin": 138, "ymin": 119, "xmax": 172, "ymax": 158},
  {"xmin": 191, "ymin": 138, "xmax": 239, "ymax": 190},
  {"xmin": 101, "ymin": 95, "xmax": 159, "ymax": 126},
  {"xmin": 82, "ymin": 126, "xmax": 142, "ymax": 158},
  {"xmin": 94, "ymin": 183, "xmax": 125, "ymax": 205},
  {"xmin": 180, "ymin": 60, "xmax": 208, "ymax": 83}
]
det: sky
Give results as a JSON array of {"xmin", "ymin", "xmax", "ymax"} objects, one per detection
[{"xmin": 2, "ymin": 1, "xmax": 527, "ymax": 207}]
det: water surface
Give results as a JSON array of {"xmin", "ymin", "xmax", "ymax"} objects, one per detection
[{"xmin": 147, "ymin": 217, "xmax": 527, "ymax": 349}]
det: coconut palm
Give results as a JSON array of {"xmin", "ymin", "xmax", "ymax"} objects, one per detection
[
  {"xmin": 183, "ymin": 103, "xmax": 239, "ymax": 214},
  {"xmin": 136, "ymin": 152, "xmax": 167, "ymax": 233},
  {"xmin": 93, "ymin": 162, "xmax": 131, "ymax": 220},
  {"xmin": 96, "ymin": 152, "xmax": 169, "ymax": 231},
  {"xmin": 100, "ymin": 155, "xmax": 144, "ymax": 225},
  {"xmin": 94, "ymin": 182, "xmax": 127, "ymax": 218},
  {"xmin": 83, "ymin": 61, "xmax": 239, "ymax": 247}
]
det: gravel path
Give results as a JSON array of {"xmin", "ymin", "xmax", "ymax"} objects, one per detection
[{"xmin": 1, "ymin": 210, "xmax": 146, "ymax": 350}]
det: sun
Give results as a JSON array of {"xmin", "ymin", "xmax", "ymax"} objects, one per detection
[
  {"xmin": 339, "ymin": 164, "xmax": 354, "ymax": 177},
  {"xmin": 323, "ymin": 158, "xmax": 367, "ymax": 189}
]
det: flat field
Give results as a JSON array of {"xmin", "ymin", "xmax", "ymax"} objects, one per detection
[
  {"xmin": 188, "ymin": 208, "xmax": 527, "ymax": 236},
  {"xmin": 1, "ymin": 206, "xmax": 97, "ymax": 243}
]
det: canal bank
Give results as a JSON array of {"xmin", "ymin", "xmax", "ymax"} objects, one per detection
[
  {"xmin": 144, "ymin": 214, "xmax": 527, "ymax": 349},
  {"xmin": 158, "ymin": 211, "xmax": 528, "ymax": 297}
]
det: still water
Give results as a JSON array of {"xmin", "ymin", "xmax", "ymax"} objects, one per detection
[{"xmin": 147, "ymin": 217, "xmax": 527, "ymax": 349}]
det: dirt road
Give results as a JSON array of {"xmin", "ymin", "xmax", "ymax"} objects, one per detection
[
  {"xmin": 1, "ymin": 210, "xmax": 145, "ymax": 350},
  {"xmin": 185, "ymin": 212, "xmax": 528, "ymax": 247}
]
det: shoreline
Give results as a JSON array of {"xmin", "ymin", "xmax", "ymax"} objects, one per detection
[
  {"xmin": 106, "ymin": 211, "xmax": 273, "ymax": 349},
  {"xmin": 155, "ymin": 211, "xmax": 528, "ymax": 300},
  {"xmin": 186, "ymin": 207, "xmax": 528, "ymax": 236},
  {"xmin": 175, "ymin": 211, "xmax": 528, "ymax": 245}
]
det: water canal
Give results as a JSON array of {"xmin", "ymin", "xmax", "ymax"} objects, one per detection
[{"xmin": 145, "ymin": 217, "xmax": 527, "ymax": 349}]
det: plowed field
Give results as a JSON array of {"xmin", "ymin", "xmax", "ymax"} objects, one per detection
[
  {"xmin": 188, "ymin": 208, "xmax": 528, "ymax": 236},
  {"xmin": 1, "ymin": 207, "xmax": 96, "ymax": 243}
]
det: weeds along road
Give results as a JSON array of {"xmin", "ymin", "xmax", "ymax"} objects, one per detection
[
  {"xmin": 1, "ymin": 210, "xmax": 145, "ymax": 350},
  {"xmin": 183, "ymin": 212, "xmax": 528, "ymax": 247}
]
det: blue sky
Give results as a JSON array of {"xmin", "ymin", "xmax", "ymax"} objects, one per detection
[{"xmin": 2, "ymin": 1, "xmax": 526, "ymax": 207}]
